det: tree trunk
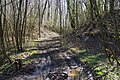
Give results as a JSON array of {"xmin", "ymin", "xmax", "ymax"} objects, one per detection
[
  {"xmin": 110, "ymin": 0, "xmax": 115, "ymax": 15},
  {"xmin": 15, "ymin": 0, "xmax": 22, "ymax": 51},
  {"xmin": 38, "ymin": 0, "xmax": 41, "ymax": 38},
  {"xmin": 0, "ymin": 0, "xmax": 12, "ymax": 63}
]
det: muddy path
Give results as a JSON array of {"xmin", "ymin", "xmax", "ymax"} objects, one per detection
[{"xmin": 1, "ymin": 31, "xmax": 94, "ymax": 80}]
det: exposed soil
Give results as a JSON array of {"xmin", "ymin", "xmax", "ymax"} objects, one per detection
[{"xmin": 0, "ymin": 28, "xmax": 94, "ymax": 80}]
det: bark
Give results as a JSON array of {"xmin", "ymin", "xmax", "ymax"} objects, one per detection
[
  {"xmin": 20, "ymin": 0, "xmax": 28, "ymax": 48},
  {"xmin": 110, "ymin": 0, "xmax": 115, "ymax": 15},
  {"xmin": 66, "ymin": 0, "xmax": 75, "ymax": 30},
  {"xmin": 15, "ymin": 0, "xmax": 22, "ymax": 51},
  {"xmin": 38, "ymin": 0, "xmax": 41, "ymax": 38},
  {"xmin": 41, "ymin": 0, "xmax": 48, "ymax": 24},
  {"xmin": 0, "ymin": 0, "xmax": 12, "ymax": 63},
  {"xmin": 59, "ymin": 0, "xmax": 62, "ymax": 34}
]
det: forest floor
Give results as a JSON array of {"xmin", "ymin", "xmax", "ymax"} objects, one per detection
[
  {"xmin": 0, "ymin": 27, "xmax": 120, "ymax": 80},
  {"xmin": 0, "ymin": 28, "xmax": 87, "ymax": 80}
]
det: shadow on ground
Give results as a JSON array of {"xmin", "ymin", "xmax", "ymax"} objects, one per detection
[{"xmin": 0, "ymin": 37, "xmax": 70, "ymax": 80}]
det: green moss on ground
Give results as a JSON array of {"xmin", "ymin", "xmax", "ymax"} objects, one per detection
[
  {"xmin": 70, "ymin": 48, "xmax": 120, "ymax": 80},
  {"xmin": 0, "ymin": 40, "xmax": 41, "ymax": 74}
]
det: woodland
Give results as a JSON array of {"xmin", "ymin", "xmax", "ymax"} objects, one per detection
[{"xmin": 0, "ymin": 0, "xmax": 120, "ymax": 80}]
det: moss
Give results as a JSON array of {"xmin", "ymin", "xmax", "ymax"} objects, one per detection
[
  {"xmin": 23, "ymin": 59, "xmax": 32, "ymax": 64},
  {"xmin": 0, "ymin": 63, "xmax": 9, "ymax": 71},
  {"xmin": 97, "ymin": 71, "xmax": 103, "ymax": 76},
  {"xmin": 0, "ymin": 63, "xmax": 12, "ymax": 74},
  {"xmin": 70, "ymin": 48, "xmax": 86, "ymax": 54},
  {"xmin": 31, "ymin": 41, "xmax": 36, "ymax": 47},
  {"xmin": 73, "ymin": 48, "xmax": 120, "ymax": 79},
  {"xmin": 78, "ymin": 51, "xmax": 106, "ymax": 67}
]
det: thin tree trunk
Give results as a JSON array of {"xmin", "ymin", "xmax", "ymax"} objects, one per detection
[
  {"xmin": 38, "ymin": 0, "xmax": 41, "ymax": 38},
  {"xmin": 104, "ymin": 0, "xmax": 108, "ymax": 14},
  {"xmin": 15, "ymin": 0, "xmax": 22, "ymax": 51},
  {"xmin": 59, "ymin": 0, "xmax": 62, "ymax": 34},
  {"xmin": 0, "ymin": 0, "xmax": 12, "ymax": 63},
  {"xmin": 20, "ymin": 0, "xmax": 28, "ymax": 49},
  {"xmin": 41, "ymin": 0, "xmax": 48, "ymax": 24},
  {"xmin": 110, "ymin": 0, "xmax": 115, "ymax": 15}
]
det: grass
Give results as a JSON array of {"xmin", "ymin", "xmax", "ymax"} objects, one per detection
[
  {"xmin": 70, "ymin": 48, "xmax": 120, "ymax": 79},
  {"xmin": 70, "ymin": 48, "xmax": 106, "ymax": 66},
  {"xmin": 0, "ymin": 40, "xmax": 40, "ymax": 74},
  {"xmin": 0, "ymin": 63, "xmax": 9, "ymax": 74},
  {"xmin": 0, "ymin": 62, "xmax": 14, "ymax": 75},
  {"xmin": 78, "ymin": 52, "xmax": 106, "ymax": 67}
]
